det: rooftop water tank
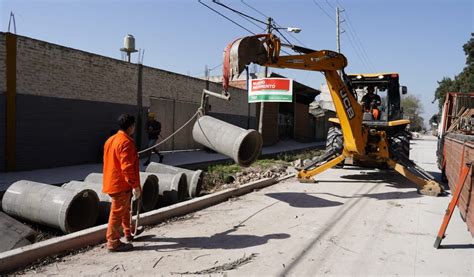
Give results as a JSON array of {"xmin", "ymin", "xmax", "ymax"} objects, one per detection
[{"xmin": 123, "ymin": 34, "xmax": 136, "ymax": 52}]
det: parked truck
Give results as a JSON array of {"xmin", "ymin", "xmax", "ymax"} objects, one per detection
[{"xmin": 437, "ymin": 92, "xmax": 474, "ymax": 236}]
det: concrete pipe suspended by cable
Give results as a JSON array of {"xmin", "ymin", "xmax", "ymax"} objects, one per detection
[
  {"xmin": 145, "ymin": 162, "xmax": 203, "ymax": 198},
  {"xmin": 153, "ymin": 173, "xmax": 188, "ymax": 206},
  {"xmin": 83, "ymin": 172, "xmax": 159, "ymax": 212},
  {"xmin": 192, "ymin": 115, "xmax": 262, "ymax": 167},
  {"xmin": 2, "ymin": 181, "xmax": 99, "ymax": 234},
  {"xmin": 61, "ymin": 181, "xmax": 111, "ymax": 223}
]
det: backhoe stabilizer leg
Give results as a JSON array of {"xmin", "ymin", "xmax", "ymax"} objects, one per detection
[
  {"xmin": 297, "ymin": 154, "xmax": 346, "ymax": 183},
  {"xmin": 387, "ymin": 159, "xmax": 443, "ymax": 197}
]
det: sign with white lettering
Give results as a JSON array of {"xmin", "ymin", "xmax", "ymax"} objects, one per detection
[{"xmin": 248, "ymin": 78, "xmax": 293, "ymax": 103}]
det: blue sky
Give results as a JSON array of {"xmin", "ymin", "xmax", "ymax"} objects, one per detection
[{"xmin": 1, "ymin": 0, "xmax": 473, "ymax": 122}]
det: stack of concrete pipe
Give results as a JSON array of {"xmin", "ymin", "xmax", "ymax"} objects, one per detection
[
  {"xmin": 151, "ymin": 172, "xmax": 188, "ymax": 206},
  {"xmin": 83, "ymin": 172, "xmax": 187, "ymax": 208},
  {"xmin": 81, "ymin": 172, "xmax": 159, "ymax": 213},
  {"xmin": 61, "ymin": 181, "xmax": 112, "ymax": 223},
  {"xmin": 2, "ymin": 181, "xmax": 99, "ymax": 234},
  {"xmin": 192, "ymin": 115, "xmax": 262, "ymax": 167},
  {"xmin": 146, "ymin": 162, "xmax": 203, "ymax": 198}
]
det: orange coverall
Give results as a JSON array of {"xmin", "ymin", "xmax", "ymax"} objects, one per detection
[{"xmin": 102, "ymin": 130, "xmax": 140, "ymax": 249}]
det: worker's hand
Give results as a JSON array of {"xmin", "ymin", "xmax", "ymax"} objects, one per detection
[{"xmin": 132, "ymin": 187, "xmax": 142, "ymax": 200}]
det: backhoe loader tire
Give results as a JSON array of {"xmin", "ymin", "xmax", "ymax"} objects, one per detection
[
  {"xmin": 390, "ymin": 131, "xmax": 410, "ymax": 160},
  {"xmin": 326, "ymin": 126, "xmax": 344, "ymax": 167}
]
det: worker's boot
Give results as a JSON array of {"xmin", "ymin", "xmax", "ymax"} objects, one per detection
[{"xmin": 107, "ymin": 241, "xmax": 133, "ymax": 252}]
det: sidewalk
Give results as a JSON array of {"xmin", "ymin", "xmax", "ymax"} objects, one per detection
[{"xmin": 0, "ymin": 140, "xmax": 324, "ymax": 192}]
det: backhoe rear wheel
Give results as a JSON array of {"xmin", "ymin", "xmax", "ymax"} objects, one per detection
[
  {"xmin": 390, "ymin": 131, "xmax": 410, "ymax": 161},
  {"xmin": 326, "ymin": 125, "xmax": 344, "ymax": 167}
]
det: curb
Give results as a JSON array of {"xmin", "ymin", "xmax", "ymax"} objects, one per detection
[{"xmin": 0, "ymin": 177, "xmax": 277, "ymax": 273}]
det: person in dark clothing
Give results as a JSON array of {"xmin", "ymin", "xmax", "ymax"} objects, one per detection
[
  {"xmin": 361, "ymin": 86, "xmax": 382, "ymax": 120},
  {"xmin": 144, "ymin": 112, "xmax": 164, "ymax": 166}
]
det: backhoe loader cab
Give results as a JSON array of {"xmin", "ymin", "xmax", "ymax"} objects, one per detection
[{"xmin": 348, "ymin": 73, "xmax": 407, "ymax": 123}]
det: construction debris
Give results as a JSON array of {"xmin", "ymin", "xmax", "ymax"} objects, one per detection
[
  {"xmin": 0, "ymin": 212, "xmax": 37, "ymax": 252},
  {"xmin": 172, "ymin": 253, "xmax": 258, "ymax": 274}
]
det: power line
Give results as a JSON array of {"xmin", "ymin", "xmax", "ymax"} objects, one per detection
[
  {"xmin": 273, "ymin": 19, "xmax": 307, "ymax": 47},
  {"xmin": 198, "ymin": 0, "xmax": 256, "ymax": 35},
  {"xmin": 343, "ymin": 29, "xmax": 371, "ymax": 71},
  {"xmin": 342, "ymin": 21, "xmax": 375, "ymax": 72},
  {"xmin": 241, "ymin": 0, "xmax": 267, "ymax": 18},
  {"xmin": 311, "ymin": 0, "xmax": 372, "ymax": 71},
  {"xmin": 239, "ymin": 0, "xmax": 307, "ymax": 47},
  {"xmin": 343, "ymin": 15, "xmax": 376, "ymax": 71},
  {"xmin": 311, "ymin": 0, "xmax": 336, "ymax": 23},
  {"xmin": 211, "ymin": 0, "xmax": 265, "ymax": 31},
  {"xmin": 325, "ymin": 0, "xmax": 336, "ymax": 10},
  {"xmin": 212, "ymin": 0, "xmax": 267, "ymax": 25},
  {"xmin": 335, "ymin": 0, "xmax": 376, "ymax": 71}
]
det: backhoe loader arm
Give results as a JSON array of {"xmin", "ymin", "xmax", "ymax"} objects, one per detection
[{"xmin": 223, "ymin": 34, "xmax": 366, "ymax": 155}]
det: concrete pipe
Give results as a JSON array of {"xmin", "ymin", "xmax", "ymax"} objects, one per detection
[
  {"xmin": 192, "ymin": 115, "xmax": 262, "ymax": 167},
  {"xmin": 2, "ymin": 181, "xmax": 99, "ymax": 234},
  {"xmin": 61, "ymin": 181, "xmax": 111, "ymax": 223},
  {"xmin": 83, "ymin": 172, "xmax": 159, "ymax": 212},
  {"xmin": 153, "ymin": 173, "xmax": 188, "ymax": 206},
  {"xmin": 145, "ymin": 162, "xmax": 203, "ymax": 198}
]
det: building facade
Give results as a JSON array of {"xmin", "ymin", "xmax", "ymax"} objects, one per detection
[{"xmin": 0, "ymin": 32, "xmax": 255, "ymax": 171}]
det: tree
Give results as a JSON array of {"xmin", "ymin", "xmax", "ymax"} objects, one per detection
[
  {"xmin": 429, "ymin": 114, "xmax": 439, "ymax": 125},
  {"xmin": 402, "ymin": 95, "xmax": 424, "ymax": 132},
  {"xmin": 434, "ymin": 33, "xmax": 474, "ymax": 111}
]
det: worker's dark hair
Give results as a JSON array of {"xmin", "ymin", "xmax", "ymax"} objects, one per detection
[{"xmin": 118, "ymin": 114, "xmax": 135, "ymax": 131}]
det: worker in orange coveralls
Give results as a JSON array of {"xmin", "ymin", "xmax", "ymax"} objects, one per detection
[{"xmin": 103, "ymin": 114, "xmax": 143, "ymax": 252}]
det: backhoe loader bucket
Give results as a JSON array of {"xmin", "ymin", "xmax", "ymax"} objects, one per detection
[{"xmin": 223, "ymin": 35, "xmax": 270, "ymax": 91}]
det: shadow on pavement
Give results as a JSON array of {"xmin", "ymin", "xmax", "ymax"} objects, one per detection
[
  {"xmin": 428, "ymin": 171, "xmax": 450, "ymax": 191},
  {"xmin": 438, "ymin": 244, "xmax": 474, "ymax": 249},
  {"xmin": 132, "ymin": 227, "xmax": 290, "ymax": 251},
  {"xmin": 265, "ymin": 192, "xmax": 343, "ymax": 208}
]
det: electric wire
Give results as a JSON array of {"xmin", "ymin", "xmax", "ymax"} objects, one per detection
[
  {"xmin": 343, "ymin": 28, "xmax": 371, "ymax": 71},
  {"xmin": 240, "ymin": 0, "xmax": 306, "ymax": 47},
  {"xmin": 311, "ymin": 0, "xmax": 336, "ymax": 23},
  {"xmin": 312, "ymin": 0, "xmax": 372, "ymax": 71},
  {"xmin": 198, "ymin": 0, "xmax": 256, "ymax": 35},
  {"xmin": 212, "ymin": 0, "xmax": 265, "ymax": 31},
  {"xmin": 212, "ymin": 0, "xmax": 268, "ymax": 25},
  {"xmin": 335, "ymin": 0, "xmax": 377, "ymax": 71},
  {"xmin": 325, "ymin": 0, "xmax": 336, "ymax": 10},
  {"xmin": 343, "ymin": 16, "xmax": 376, "ymax": 71}
]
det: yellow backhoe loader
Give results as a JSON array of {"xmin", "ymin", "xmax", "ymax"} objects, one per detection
[{"xmin": 221, "ymin": 34, "xmax": 443, "ymax": 196}]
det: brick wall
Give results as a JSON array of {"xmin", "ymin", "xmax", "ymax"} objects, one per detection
[
  {"xmin": 0, "ymin": 32, "xmax": 256, "ymax": 171},
  {"xmin": 444, "ymin": 136, "xmax": 474, "ymax": 237},
  {"xmin": 11, "ymin": 33, "xmax": 253, "ymax": 116},
  {"xmin": 256, "ymin": 103, "xmax": 279, "ymax": 146},
  {"xmin": 0, "ymin": 34, "xmax": 5, "ymax": 93},
  {"xmin": 294, "ymin": 102, "xmax": 310, "ymax": 142},
  {"xmin": 0, "ymin": 95, "xmax": 5, "ymax": 171},
  {"xmin": 1, "ymin": 34, "xmax": 6, "ymax": 171},
  {"xmin": 15, "ymin": 36, "xmax": 138, "ymax": 105}
]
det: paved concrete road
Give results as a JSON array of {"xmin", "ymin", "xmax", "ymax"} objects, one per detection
[{"xmin": 28, "ymin": 136, "xmax": 473, "ymax": 276}]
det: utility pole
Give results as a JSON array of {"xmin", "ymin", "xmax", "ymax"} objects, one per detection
[
  {"xmin": 258, "ymin": 17, "xmax": 272, "ymax": 135},
  {"xmin": 336, "ymin": 7, "xmax": 344, "ymax": 76},
  {"xmin": 336, "ymin": 7, "xmax": 341, "ymax": 53}
]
